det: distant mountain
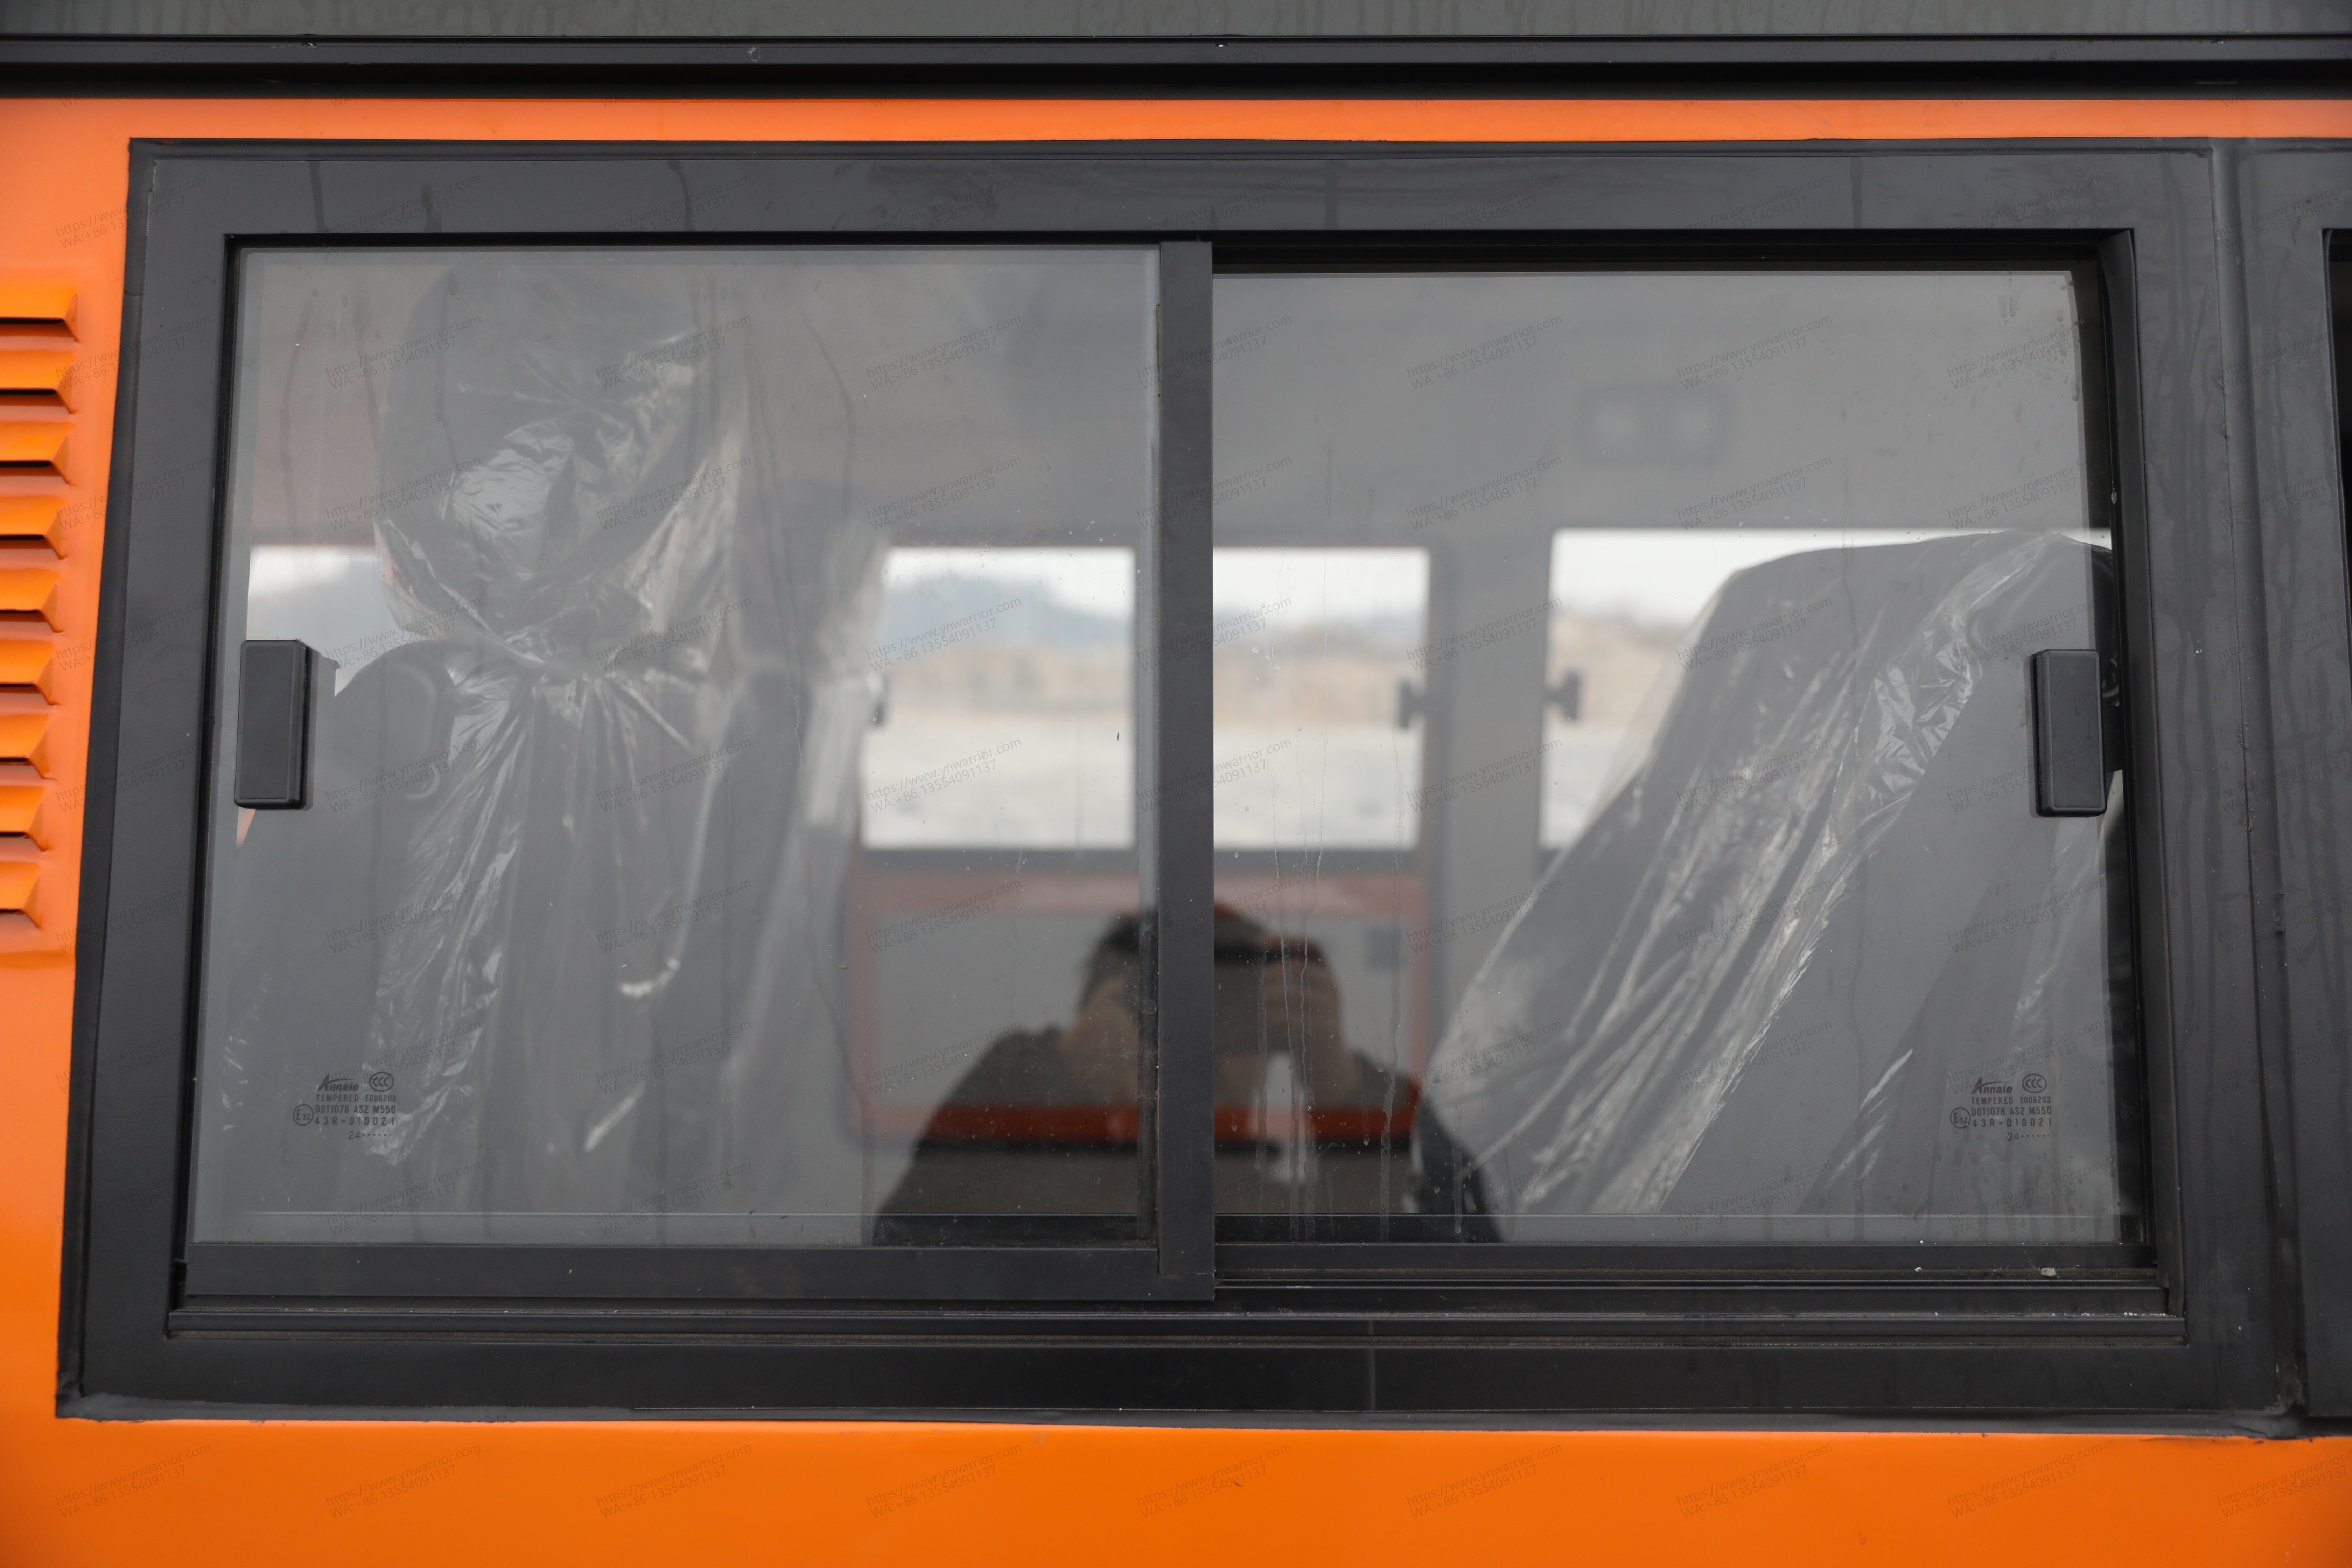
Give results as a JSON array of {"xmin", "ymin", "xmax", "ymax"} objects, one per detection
[
  {"xmin": 874, "ymin": 574, "xmax": 1128, "ymax": 653},
  {"xmin": 1219, "ymin": 606, "xmax": 1423, "ymax": 652}
]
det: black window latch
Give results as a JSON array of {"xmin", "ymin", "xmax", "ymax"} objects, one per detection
[
  {"xmin": 233, "ymin": 639, "xmax": 328, "ymax": 809},
  {"xmin": 2029, "ymin": 648, "xmax": 2114, "ymax": 817}
]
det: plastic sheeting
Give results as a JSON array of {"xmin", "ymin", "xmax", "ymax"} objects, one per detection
[
  {"xmin": 1416, "ymin": 531, "xmax": 2137, "ymax": 1243},
  {"xmin": 196, "ymin": 250, "xmax": 1156, "ymax": 1242}
]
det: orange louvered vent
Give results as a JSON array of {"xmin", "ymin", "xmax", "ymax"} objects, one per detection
[{"xmin": 0, "ymin": 285, "xmax": 78, "ymax": 945}]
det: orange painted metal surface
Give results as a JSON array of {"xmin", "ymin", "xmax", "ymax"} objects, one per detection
[
  {"xmin": 0, "ymin": 569, "xmax": 63, "ymax": 629},
  {"xmin": 0, "ymin": 784, "xmax": 53, "ymax": 850},
  {"xmin": 0, "ymin": 858, "xmax": 35, "ymax": 914},
  {"xmin": 0, "ymin": 284, "xmax": 77, "ymax": 337},
  {"xmin": 0, "ymin": 424, "xmax": 68, "ymax": 480},
  {"xmin": 0, "ymin": 350, "xmax": 78, "ymax": 412},
  {"xmin": 3, "ymin": 94, "xmax": 2351, "ymax": 1566},
  {"xmin": 0, "ymin": 639, "xmax": 58, "ymax": 700},
  {"xmin": 0, "ymin": 495, "xmax": 67, "ymax": 551},
  {"xmin": 0, "ymin": 712, "xmax": 53, "ymax": 776}
]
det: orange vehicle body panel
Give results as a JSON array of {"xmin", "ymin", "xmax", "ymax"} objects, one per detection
[{"xmin": 4, "ymin": 94, "xmax": 2351, "ymax": 1565}]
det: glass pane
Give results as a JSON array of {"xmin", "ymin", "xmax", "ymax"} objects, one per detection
[
  {"xmin": 193, "ymin": 246, "xmax": 1157, "ymax": 1245},
  {"xmin": 1212, "ymin": 268, "xmax": 2141, "ymax": 1244},
  {"xmin": 863, "ymin": 547, "xmax": 1133, "ymax": 849},
  {"xmin": 1206, "ymin": 548, "xmax": 1428, "ymax": 1219},
  {"xmin": 1212, "ymin": 548, "xmax": 1427, "ymax": 850}
]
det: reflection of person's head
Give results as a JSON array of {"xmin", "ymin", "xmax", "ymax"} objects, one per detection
[
  {"xmin": 1061, "ymin": 907, "xmax": 1360, "ymax": 1104},
  {"xmin": 1069, "ymin": 905, "xmax": 1305, "ymax": 1019},
  {"xmin": 1073, "ymin": 912, "xmax": 1143, "ymax": 1018},
  {"xmin": 1054, "ymin": 914, "xmax": 1144, "ymax": 1103}
]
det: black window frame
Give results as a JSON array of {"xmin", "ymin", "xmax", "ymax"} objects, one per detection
[
  {"xmin": 2232, "ymin": 143, "xmax": 2352, "ymax": 1422},
  {"xmin": 60, "ymin": 140, "xmax": 2303, "ymax": 1418},
  {"xmin": 7, "ymin": 2, "xmax": 2352, "ymax": 96}
]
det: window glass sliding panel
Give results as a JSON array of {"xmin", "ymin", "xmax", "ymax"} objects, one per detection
[
  {"xmin": 862, "ymin": 546, "xmax": 1133, "ymax": 851},
  {"xmin": 194, "ymin": 246, "xmax": 1158, "ymax": 1247},
  {"xmin": 1207, "ymin": 546, "xmax": 1430, "ymax": 1219},
  {"xmin": 1211, "ymin": 267, "xmax": 2142, "ymax": 1245}
]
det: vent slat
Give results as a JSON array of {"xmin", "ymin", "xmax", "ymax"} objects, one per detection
[
  {"xmin": 0, "ymin": 713, "xmax": 52, "ymax": 776},
  {"xmin": 0, "ymin": 785, "xmax": 50, "ymax": 850},
  {"xmin": 0, "ymin": 425, "xmax": 66, "ymax": 479},
  {"xmin": 0, "ymin": 570, "xmax": 62, "ymax": 629},
  {"xmin": 0, "ymin": 497, "xmax": 66, "ymax": 553},
  {"xmin": 0, "ymin": 350, "xmax": 77, "ymax": 411},
  {"xmin": 0, "ymin": 643, "xmax": 57, "ymax": 699},
  {"xmin": 0, "ymin": 286, "xmax": 76, "ymax": 337}
]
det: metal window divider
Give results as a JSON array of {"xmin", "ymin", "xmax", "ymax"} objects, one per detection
[{"xmin": 1151, "ymin": 240, "xmax": 1217, "ymax": 1296}]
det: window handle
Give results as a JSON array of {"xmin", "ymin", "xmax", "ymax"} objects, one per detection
[
  {"xmin": 233, "ymin": 639, "xmax": 326, "ymax": 809},
  {"xmin": 1394, "ymin": 674, "xmax": 1424, "ymax": 731},
  {"xmin": 1547, "ymin": 668, "xmax": 1584, "ymax": 724},
  {"xmin": 2028, "ymin": 648, "xmax": 2111, "ymax": 817}
]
